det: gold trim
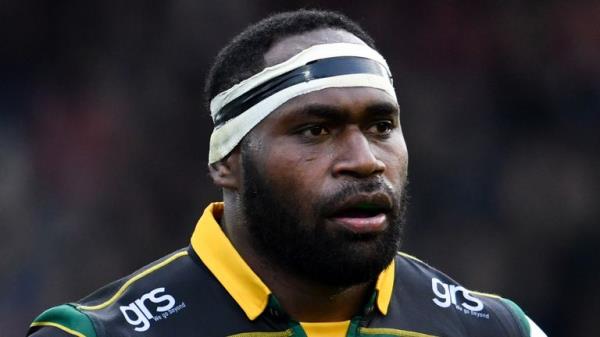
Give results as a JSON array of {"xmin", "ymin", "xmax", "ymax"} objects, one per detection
[
  {"xmin": 396, "ymin": 251, "xmax": 500, "ymax": 301},
  {"xmin": 228, "ymin": 330, "xmax": 293, "ymax": 337},
  {"xmin": 375, "ymin": 259, "xmax": 395, "ymax": 315},
  {"xmin": 301, "ymin": 320, "xmax": 350, "ymax": 336},
  {"xmin": 470, "ymin": 290, "xmax": 501, "ymax": 299},
  {"xmin": 397, "ymin": 251, "xmax": 424, "ymax": 263},
  {"xmin": 30, "ymin": 322, "xmax": 86, "ymax": 337},
  {"xmin": 191, "ymin": 203, "xmax": 271, "ymax": 320},
  {"xmin": 360, "ymin": 327, "xmax": 437, "ymax": 337},
  {"xmin": 77, "ymin": 251, "xmax": 188, "ymax": 311}
]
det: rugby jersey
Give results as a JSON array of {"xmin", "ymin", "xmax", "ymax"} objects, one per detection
[{"xmin": 28, "ymin": 202, "xmax": 546, "ymax": 337}]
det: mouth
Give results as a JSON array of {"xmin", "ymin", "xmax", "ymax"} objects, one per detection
[{"xmin": 325, "ymin": 194, "xmax": 392, "ymax": 234}]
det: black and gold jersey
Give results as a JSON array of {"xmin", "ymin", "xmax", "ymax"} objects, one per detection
[{"xmin": 28, "ymin": 203, "xmax": 546, "ymax": 337}]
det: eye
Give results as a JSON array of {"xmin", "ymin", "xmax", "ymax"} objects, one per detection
[
  {"xmin": 301, "ymin": 125, "xmax": 329, "ymax": 138},
  {"xmin": 368, "ymin": 121, "xmax": 394, "ymax": 135}
]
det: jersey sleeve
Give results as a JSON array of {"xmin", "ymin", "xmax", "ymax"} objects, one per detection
[
  {"xmin": 501, "ymin": 298, "xmax": 548, "ymax": 337},
  {"xmin": 28, "ymin": 304, "xmax": 98, "ymax": 337},
  {"xmin": 527, "ymin": 315, "xmax": 548, "ymax": 337},
  {"xmin": 28, "ymin": 326, "xmax": 81, "ymax": 337}
]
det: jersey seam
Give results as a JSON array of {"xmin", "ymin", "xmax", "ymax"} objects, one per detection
[{"xmin": 77, "ymin": 250, "xmax": 188, "ymax": 311}]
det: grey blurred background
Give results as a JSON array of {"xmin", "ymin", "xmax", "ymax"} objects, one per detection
[{"xmin": 1, "ymin": 1, "xmax": 599, "ymax": 336}]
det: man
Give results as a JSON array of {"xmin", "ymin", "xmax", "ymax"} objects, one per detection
[{"xmin": 28, "ymin": 9, "xmax": 547, "ymax": 337}]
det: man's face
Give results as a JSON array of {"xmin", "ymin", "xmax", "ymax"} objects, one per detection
[{"xmin": 240, "ymin": 86, "xmax": 409, "ymax": 287}]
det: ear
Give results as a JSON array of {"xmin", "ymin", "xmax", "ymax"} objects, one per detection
[{"xmin": 208, "ymin": 150, "xmax": 242, "ymax": 190}]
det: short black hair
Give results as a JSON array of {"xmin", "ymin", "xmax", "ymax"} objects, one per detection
[{"xmin": 204, "ymin": 9, "xmax": 376, "ymax": 111}]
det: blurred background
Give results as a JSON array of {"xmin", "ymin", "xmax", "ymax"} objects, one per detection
[{"xmin": 1, "ymin": 1, "xmax": 598, "ymax": 336}]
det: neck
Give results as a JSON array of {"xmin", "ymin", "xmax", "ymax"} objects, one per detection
[
  {"xmin": 251, "ymin": 254, "xmax": 373, "ymax": 322},
  {"xmin": 221, "ymin": 197, "xmax": 373, "ymax": 322}
]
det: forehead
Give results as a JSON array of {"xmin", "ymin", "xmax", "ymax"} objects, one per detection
[
  {"xmin": 267, "ymin": 86, "xmax": 399, "ymax": 123},
  {"xmin": 264, "ymin": 28, "xmax": 367, "ymax": 66},
  {"xmin": 261, "ymin": 30, "xmax": 396, "ymax": 124}
]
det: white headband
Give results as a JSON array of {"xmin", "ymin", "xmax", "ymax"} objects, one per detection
[{"xmin": 208, "ymin": 42, "xmax": 397, "ymax": 163}]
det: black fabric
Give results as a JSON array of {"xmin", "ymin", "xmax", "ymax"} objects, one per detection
[
  {"xmin": 370, "ymin": 256, "xmax": 528, "ymax": 337},
  {"xmin": 28, "ymin": 247, "xmax": 528, "ymax": 337},
  {"xmin": 28, "ymin": 327, "xmax": 75, "ymax": 337},
  {"xmin": 213, "ymin": 56, "xmax": 390, "ymax": 127}
]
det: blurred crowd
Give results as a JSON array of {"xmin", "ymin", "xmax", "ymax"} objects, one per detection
[{"xmin": 1, "ymin": 1, "xmax": 598, "ymax": 336}]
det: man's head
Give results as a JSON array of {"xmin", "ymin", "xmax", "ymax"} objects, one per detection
[
  {"xmin": 204, "ymin": 9, "xmax": 376, "ymax": 106},
  {"xmin": 206, "ymin": 10, "xmax": 409, "ymax": 288}
]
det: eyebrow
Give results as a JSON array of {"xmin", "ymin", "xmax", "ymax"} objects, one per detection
[
  {"xmin": 288, "ymin": 101, "xmax": 399, "ymax": 122},
  {"xmin": 292, "ymin": 104, "xmax": 348, "ymax": 122},
  {"xmin": 364, "ymin": 101, "xmax": 400, "ymax": 116},
  {"xmin": 289, "ymin": 102, "xmax": 400, "ymax": 123}
]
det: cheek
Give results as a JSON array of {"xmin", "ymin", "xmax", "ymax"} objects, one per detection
[
  {"xmin": 396, "ymin": 142, "xmax": 409, "ymax": 173},
  {"xmin": 378, "ymin": 138, "xmax": 409, "ymax": 180},
  {"xmin": 263, "ymin": 146, "xmax": 328, "ymax": 200}
]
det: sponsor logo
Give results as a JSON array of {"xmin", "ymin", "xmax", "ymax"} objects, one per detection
[
  {"xmin": 431, "ymin": 277, "xmax": 489, "ymax": 319},
  {"xmin": 120, "ymin": 287, "xmax": 186, "ymax": 332}
]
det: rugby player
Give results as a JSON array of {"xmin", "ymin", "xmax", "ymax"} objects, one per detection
[{"xmin": 28, "ymin": 9, "xmax": 547, "ymax": 337}]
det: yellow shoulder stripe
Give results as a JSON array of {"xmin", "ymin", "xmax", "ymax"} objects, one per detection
[
  {"xmin": 30, "ymin": 322, "xmax": 86, "ymax": 337},
  {"xmin": 396, "ymin": 252, "xmax": 502, "ymax": 299},
  {"xmin": 78, "ymin": 251, "xmax": 188, "ymax": 311},
  {"xmin": 360, "ymin": 327, "xmax": 437, "ymax": 337},
  {"xmin": 397, "ymin": 251, "xmax": 425, "ymax": 263},
  {"xmin": 228, "ymin": 330, "xmax": 293, "ymax": 337},
  {"xmin": 470, "ymin": 290, "xmax": 501, "ymax": 299}
]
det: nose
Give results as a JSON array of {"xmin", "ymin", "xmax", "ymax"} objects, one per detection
[{"xmin": 332, "ymin": 128, "xmax": 386, "ymax": 178}]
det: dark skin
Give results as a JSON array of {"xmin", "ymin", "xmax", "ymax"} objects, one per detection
[{"xmin": 209, "ymin": 29, "xmax": 409, "ymax": 322}]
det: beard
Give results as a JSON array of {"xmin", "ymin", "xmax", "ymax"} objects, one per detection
[{"xmin": 240, "ymin": 150, "xmax": 408, "ymax": 288}]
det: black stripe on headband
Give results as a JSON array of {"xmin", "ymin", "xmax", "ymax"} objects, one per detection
[{"xmin": 213, "ymin": 56, "xmax": 391, "ymax": 127}]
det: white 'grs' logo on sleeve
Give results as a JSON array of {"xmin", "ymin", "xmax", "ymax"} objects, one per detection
[
  {"xmin": 119, "ymin": 287, "xmax": 186, "ymax": 332},
  {"xmin": 431, "ymin": 278, "xmax": 489, "ymax": 319}
]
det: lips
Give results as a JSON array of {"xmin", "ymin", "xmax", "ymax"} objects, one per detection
[{"xmin": 325, "ymin": 193, "xmax": 392, "ymax": 234}]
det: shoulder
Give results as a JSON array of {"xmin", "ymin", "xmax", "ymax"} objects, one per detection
[
  {"xmin": 28, "ymin": 248, "xmax": 198, "ymax": 337},
  {"xmin": 28, "ymin": 304, "xmax": 95, "ymax": 337},
  {"xmin": 386, "ymin": 252, "xmax": 546, "ymax": 337}
]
